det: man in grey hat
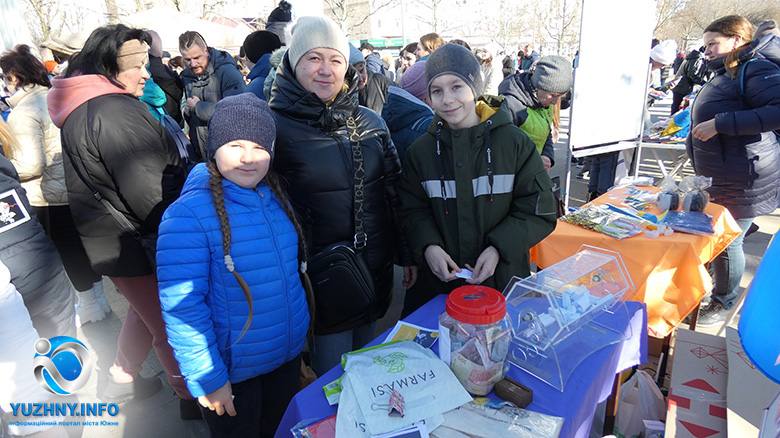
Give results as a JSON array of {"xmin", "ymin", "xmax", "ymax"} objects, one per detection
[{"xmin": 498, "ymin": 55, "xmax": 573, "ymax": 172}]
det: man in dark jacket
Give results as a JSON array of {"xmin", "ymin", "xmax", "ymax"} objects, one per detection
[
  {"xmin": 670, "ymin": 47, "xmax": 706, "ymax": 115},
  {"xmin": 360, "ymin": 41, "xmax": 394, "ymax": 81},
  {"xmin": 350, "ymin": 43, "xmax": 395, "ymax": 114},
  {"xmin": 147, "ymin": 30, "xmax": 184, "ymax": 126},
  {"xmin": 519, "ymin": 44, "xmax": 539, "ymax": 71},
  {"xmin": 179, "ymin": 31, "xmax": 246, "ymax": 161}
]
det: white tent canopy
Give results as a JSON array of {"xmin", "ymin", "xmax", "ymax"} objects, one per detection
[{"xmin": 120, "ymin": 6, "xmax": 254, "ymax": 53}]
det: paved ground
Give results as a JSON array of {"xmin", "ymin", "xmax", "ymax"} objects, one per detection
[{"xmin": 49, "ymin": 95, "xmax": 779, "ymax": 438}]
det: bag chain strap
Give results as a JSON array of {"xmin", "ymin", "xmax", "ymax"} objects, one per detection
[{"xmin": 346, "ymin": 116, "xmax": 366, "ymax": 251}]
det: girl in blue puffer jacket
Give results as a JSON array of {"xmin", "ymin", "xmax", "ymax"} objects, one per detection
[{"xmin": 157, "ymin": 93, "xmax": 311, "ymax": 437}]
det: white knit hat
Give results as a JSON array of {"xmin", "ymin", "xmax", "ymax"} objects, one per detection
[
  {"xmin": 650, "ymin": 39, "xmax": 678, "ymax": 66},
  {"xmin": 287, "ymin": 16, "xmax": 350, "ymax": 70}
]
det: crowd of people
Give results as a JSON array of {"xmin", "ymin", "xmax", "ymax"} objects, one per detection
[{"xmin": 1, "ymin": 5, "xmax": 779, "ymax": 437}]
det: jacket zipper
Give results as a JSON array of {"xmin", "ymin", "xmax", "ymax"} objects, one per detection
[{"xmin": 258, "ymin": 187, "xmax": 294, "ymax": 356}]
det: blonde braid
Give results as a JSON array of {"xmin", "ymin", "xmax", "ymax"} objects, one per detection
[{"xmin": 208, "ymin": 161, "xmax": 253, "ymax": 346}]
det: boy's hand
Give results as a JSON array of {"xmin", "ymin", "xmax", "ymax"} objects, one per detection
[
  {"xmin": 541, "ymin": 155, "xmax": 552, "ymax": 172},
  {"xmin": 465, "ymin": 246, "xmax": 499, "ymax": 285},
  {"xmin": 424, "ymin": 245, "xmax": 460, "ymax": 282},
  {"xmin": 402, "ymin": 266, "xmax": 418, "ymax": 289},
  {"xmin": 198, "ymin": 381, "xmax": 236, "ymax": 417}
]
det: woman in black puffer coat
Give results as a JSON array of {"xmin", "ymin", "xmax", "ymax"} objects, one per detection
[
  {"xmin": 269, "ymin": 16, "xmax": 413, "ymax": 376},
  {"xmin": 687, "ymin": 15, "xmax": 780, "ymax": 326},
  {"xmin": 47, "ymin": 24, "xmax": 192, "ymax": 406}
]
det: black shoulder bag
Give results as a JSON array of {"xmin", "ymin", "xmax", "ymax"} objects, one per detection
[
  {"xmin": 306, "ymin": 116, "xmax": 376, "ymax": 334},
  {"xmin": 62, "ymin": 146, "xmax": 158, "ymax": 269},
  {"xmin": 155, "ymin": 107, "xmax": 196, "ymax": 172}
]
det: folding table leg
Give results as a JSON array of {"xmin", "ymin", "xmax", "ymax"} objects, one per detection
[
  {"xmin": 688, "ymin": 301, "xmax": 700, "ymax": 330},
  {"xmin": 655, "ymin": 334, "xmax": 672, "ymax": 387}
]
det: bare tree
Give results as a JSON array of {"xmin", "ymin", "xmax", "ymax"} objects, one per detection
[
  {"xmin": 655, "ymin": 0, "xmax": 780, "ymax": 48},
  {"xmin": 24, "ymin": 0, "xmax": 63, "ymax": 42},
  {"xmin": 167, "ymin": 0, "xmax": 185, "ymax": 11},
  {"xmin": 462, "ymin": 0, "xmax": 528, "ymax": 52},
  {"xmin": 533, "ymin": 0, "xmax": 580, "ymax": 56},
  {"xmin": 105, "ymin": 0, "xmax": 119, "ymax": 23},
  {"xmin": 409, "ymin": 0, "xmax": 447, "ymax": 34},
  {"xmin": 202, "ymin": 0, "xmax": 230, "ymax": 19},
  {"xmin": 654, "ymin": 0, "xmax": 687, "ymax": 32},
  {"xmin": 324, "ymin": 0, "xmax": 398, "ymax": 37}
]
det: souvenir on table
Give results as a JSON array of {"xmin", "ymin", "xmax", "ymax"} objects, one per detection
[
  {"xmin": 679, "ymin": 175, "xmax": 712, "ymax": 212},
  {"xmin": 560, "ymin": 205, "xmax": 644, "ymax": 239},
  {"xmin": 661, "ymin": 210, "xmax": 715, "ymax": 235},
  {"xmin": 642, "ymin": 108, "xmax": 690, "ymax": 143},
  {"xmin": 652, "ymin": 176, "xmax": 681, "ymax": 211},
  {"xmin": 502, "ymin": 246, "xmax": 634, "ymax": 391},
  {"xmin": 291, "ymin": 414, "xmax": 337, "ymax": 438}
]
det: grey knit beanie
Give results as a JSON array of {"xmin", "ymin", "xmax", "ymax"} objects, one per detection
[
  {"xmin": 530, "ymin": 55, "xmax": 573, "ymax": 94},
  {"xmin": 348, "ymin": 43, "xmax": 364, "ymax": 66},
  {"xmin": 207, "ymin": 93, "xmax": 277, "ymax": 161},
  {"xmin": 755, "ymin": 20, "xmax": 780, "ymax": 40},
  {"xmin": 424, "ymin": 43, "xmax": 482, "ymax": 98},
  {"xmin": 287, "ymin": 16, "xmax": 350, "ymax": 70}
]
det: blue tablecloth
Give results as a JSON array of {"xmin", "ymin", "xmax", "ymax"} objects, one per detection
[{"xmin": 275, "ymin": 295, "xmax": 647, "ymax": 438}]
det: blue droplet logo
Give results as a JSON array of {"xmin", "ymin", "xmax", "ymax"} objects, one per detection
[{"xmin": 33, "ymin": 336, "xmax": 92, "ymax": 395}]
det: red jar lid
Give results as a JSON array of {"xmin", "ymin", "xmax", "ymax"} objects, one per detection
[{"xmin": 446, "ymin": 285, "xmax": 506, "ymax": 325}]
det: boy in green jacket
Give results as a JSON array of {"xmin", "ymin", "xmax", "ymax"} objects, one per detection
[{"xmin": 397, "ymin": 43, "xmax": 558, "ymax": 315}]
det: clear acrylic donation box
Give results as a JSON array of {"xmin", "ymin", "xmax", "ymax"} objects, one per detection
[{"xmin": 502, "ymin": 245, "xmax": 635, "ymax": 391}]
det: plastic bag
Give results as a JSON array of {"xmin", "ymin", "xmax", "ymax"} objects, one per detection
[
  {"xmin": 655, "ymin": 176, "xmax": 681, "ymax": 211},
  {"xmin": 335, "ymin": 341, "xmax": 471, "ymax": 437},
  {"xmin": 679, "ymin": 175, "xmax": 712, "ymax": 212},
  {"xmin": 661, "ymin": 211, "xmax": 715, "ymax": 235},
  {"xmin": 430, "ymin": 402, "xmax": 563, "ymax": 438},
  {"xmin": 613, "ymin": 370, "xmax": 666, "ymax": 438},
  {"xmin": 291, "ymin": 414, "xmax": 336, "ymax": 438},
  {"xmin": 560, "ymin": 205, "xmax": 644, "ymax": 239}
]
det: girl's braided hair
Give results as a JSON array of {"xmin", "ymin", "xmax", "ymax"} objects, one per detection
[{"xmin": 207, "ymin": 162, "xmax": 314, "ymax": 346}]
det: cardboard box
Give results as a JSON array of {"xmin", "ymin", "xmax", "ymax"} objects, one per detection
[
  {"xmin": 648, "ymin": 334, "xmax": 666, "ymax": 358},
  {"xmin": 665, "ymin": 329, "xmax": 728, "ymax": 438},
  {"xmin": 758, "ymin": 389, "xmax": 780, "ymax": 438},
  {"xmin": 725, "ymin": 327, "xmax": 780, "ymax": 438}
]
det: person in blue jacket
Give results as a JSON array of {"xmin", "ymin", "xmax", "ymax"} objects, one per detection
[
  {"xmin": 381, "ymin": 60, "xmax": 434, "ymax": 164},
  {"xmin": 687, "ymin": 15, "xmax": 780, "ymax": 327},
  {"xmin": 157, "ymin": 93, "xmax": 311, "ymax": 437},
  {"xmin": 243, "ymin": 30, "xmax": 282, "ymax": 100}
]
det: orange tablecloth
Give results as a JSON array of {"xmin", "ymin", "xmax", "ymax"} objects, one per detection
[{"xmin": 530, "ymin": 186, "xmax": 741, "ymax": 337}]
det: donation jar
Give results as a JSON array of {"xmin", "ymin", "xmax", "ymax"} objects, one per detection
[{"xmin": 438, "ymin": 285, "xmax": 513, "ymax": 395}]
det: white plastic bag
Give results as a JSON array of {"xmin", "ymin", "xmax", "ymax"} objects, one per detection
[
  {"xmin": 613, "ymin": 370, "xmax": 666, "ymax": 438},
  {"xmin": 432, "ymin": 402, "xmax": 563, "ymax": 438},
  {"xmin": 335, "ymin": 341, "xmax": 472, "ymax": 437}
]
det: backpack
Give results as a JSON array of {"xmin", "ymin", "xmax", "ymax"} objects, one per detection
[{"xmin": 686, "ymin": 52, "xmax": 708, "ymax": 85}]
